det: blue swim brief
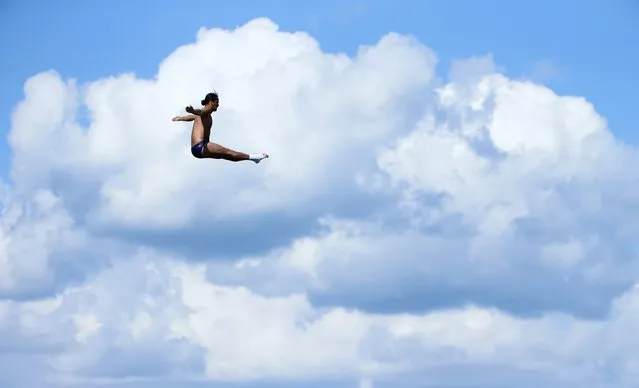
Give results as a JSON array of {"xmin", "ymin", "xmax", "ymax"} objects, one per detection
[{"xmin": 191, "ymin": 141, "xmax": 206, "ymax": 158}]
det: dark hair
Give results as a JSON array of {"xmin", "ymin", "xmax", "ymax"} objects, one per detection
[{"xmin": 201, "ymin": 92, "xmax": 218, "ymax": 105}]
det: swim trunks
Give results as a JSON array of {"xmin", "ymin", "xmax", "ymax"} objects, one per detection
[{"xmin": 191, "ymin": 140, "xmax": 206, "ymax": 158}]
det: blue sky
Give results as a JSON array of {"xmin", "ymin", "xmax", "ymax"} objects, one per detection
[{"xmin": 1, "ymin": 0, "xmax": 638, "ymax": 182}]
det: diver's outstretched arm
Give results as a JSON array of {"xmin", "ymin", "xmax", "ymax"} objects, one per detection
[
  {"xmin": 185, "ymin": 105, "xmax": 212, "ymax": 116},
  {"xmin": 172, "ymin": 114, "xmax": 196, "ymax": 122}
]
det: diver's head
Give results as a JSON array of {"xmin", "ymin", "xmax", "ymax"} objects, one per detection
[{"xmin": 201, "ymin": 92, "xmax": 219, "ymax": 111}]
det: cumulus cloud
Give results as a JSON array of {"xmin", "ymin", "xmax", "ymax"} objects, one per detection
[
  {"xmin": 2, "ymin": 16, "xmax": 639, "ymax": 388},
  {"xmin": 0, "ymin": 188, "xmax": 92, "ymax": 298},
  {"xmin": 208, "ymin": 68, "xmax": 639, "ymax": 320},
  {"xmin": 8, "ymin": 19, "xmax": 437, "ymax": 233}
]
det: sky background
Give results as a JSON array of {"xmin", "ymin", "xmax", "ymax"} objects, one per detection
[
  {"xmin": 2, "ymin": 1, "xmax": 639, "ymax": 387},
  {"xmin": 1, "ymin": 0, "xmax": 638, "ymax": 182}
]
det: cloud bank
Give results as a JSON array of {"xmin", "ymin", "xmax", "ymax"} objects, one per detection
[{"xmin": 2, "ymin": 17, "xmax": 639, "ymax": 387}]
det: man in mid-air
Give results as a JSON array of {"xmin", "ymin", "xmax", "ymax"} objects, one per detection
[{"xmin": 172, "ymin": 92, "xmax": 269, "ymax": 163}]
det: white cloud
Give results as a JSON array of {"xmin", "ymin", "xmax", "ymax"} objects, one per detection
[
  {"xmin": 2, "ymin": 16, "xmax": 639, "ymax": 388},
  {"xmin": 8, "ymin": 18, "xmax": 438, "ymax": 231},
  {"xmin": 0, "ymin": 188, "xmax": 89, "ymax": 297},
  {"xmin": 208, "ymin": 70, "xmax": 639, "ymax": 320},
  {"xmin": 1, "ymin": 251, "xmax": 639, "ymax": 387}
]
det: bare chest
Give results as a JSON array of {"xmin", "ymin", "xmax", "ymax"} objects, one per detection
[{"xmin": 201, "ymin": 115, "xmax": 213, "ymax": 129}]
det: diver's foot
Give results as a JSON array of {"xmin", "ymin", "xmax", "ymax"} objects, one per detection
[{"xmin": 249, "ymin": 153, "xmax": 269, "ymax": 164}]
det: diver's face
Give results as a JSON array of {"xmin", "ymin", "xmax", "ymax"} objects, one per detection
[{"xmin": 209, "ymin": 99, "xmax": 219, "ymax": 111}]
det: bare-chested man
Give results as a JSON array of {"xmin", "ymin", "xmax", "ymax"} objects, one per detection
[{"xmin": 172, "ymin": 92, "xmax": 269, "ymax": 163}]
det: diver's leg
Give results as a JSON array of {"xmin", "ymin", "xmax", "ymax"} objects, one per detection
[{"xmin": 203, "ymin": 142, "xmax": 268, "ymax": 163}]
